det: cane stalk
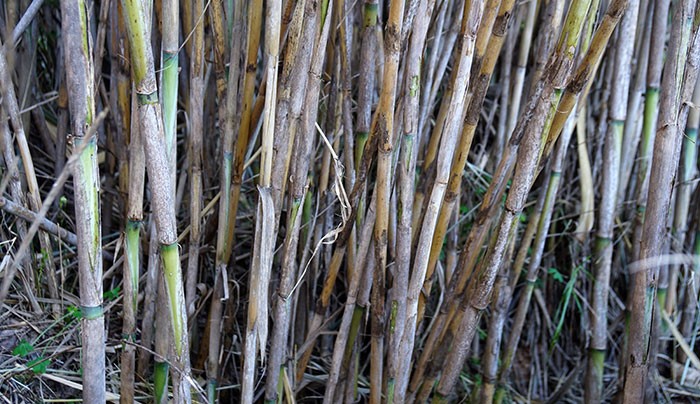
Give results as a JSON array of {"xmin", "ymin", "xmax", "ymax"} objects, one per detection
[
  {"xmin": 624, "ymin": 1, "xmax": 698, "ymax": 399},
  {"xmin": 120, "ymin": 0, "xmax": 191, "ymax": 400},
  {"xmin": 410, "ymin": 0, "xmax": 587, "ymax": 393},
  {"xmin": 396, "ymin": 2, "xmax": 486, "ymax": 400},
  {"xmin": 625, "ymin": 0, "xmax": 669, "ymax": 267},
  {"xmin": 206, "ymin": 0, "xmax": 244, "ymax": 401},
  {"xmin": 185, "ymin": 0, "xmax": 204, "ymax": 320},
  {"xmin": 367, "ymin": 0, "xmax": 407, "ymax": 400},
  {"xmin": 265, "ymin": 1, "xmax": 331, "ymax": 400},
  {"xmin": 418, "ymin": 0, "xmax": 515, "ymax": 330},
  {"xmin": 677, "ymin": 73, "xmax": 700, "ymax": 366},
  {"xmin": 387, "ymin": 1, "xmax": 434, "ymax": 402},
  {"xmin": 584, "ymin": 0, "xmax": 640, "ymax": 399},
  {"xmin": 432, "ymin": 0, "xmax": 629, "ymax": 399},
  {"xmin": 240, "ymin": 0, "xmax": 282, "ymax": 401},
  {"xmin": 59, "ymin": 1, "xmax": 105, "ymax": 401}
]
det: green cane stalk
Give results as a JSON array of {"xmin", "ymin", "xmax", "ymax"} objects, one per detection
[{"xmin": 120, "ymin": 0, "xmax": 191, "ymax": 400}]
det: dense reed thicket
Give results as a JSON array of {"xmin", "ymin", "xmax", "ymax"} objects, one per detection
[{"xmin": 2, "ymin": 0, "xmax": 700, "ymax": 402}]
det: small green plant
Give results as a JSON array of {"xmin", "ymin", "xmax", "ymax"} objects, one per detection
[
  {"xmin": 550, "ymin": 262, "xmax": 583, "ymax": 353},
  {"xmin": 12, "ymin": 339, "xmax": 50, "ymax": 374},
  {"xmin": 26, "ymin": 357, "xmax": 50, "ymax": 374},
  {"xmin": 519, "ymin": 212, "xmax": 528, "ymax": 223},
  {"xmin": 66, "ymin": 304, "xmax": 83, "ymax": 320},
  {"xmin": 12, "ymin": 340, "xmax": 34, "ymax": 357},
  {"xmin": 104, "ymin": 286, "xmax": 121, "ymax": 301},
  {"xmin": 548, "ymin": 267, "xmax": 565, "ymax": 284}
]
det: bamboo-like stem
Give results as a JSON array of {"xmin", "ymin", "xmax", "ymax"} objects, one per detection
[
  {"xmin": 120, "ymin": 218, "xmax": 140, "ymax": 403},
  {"xmin": 571, "ymin": 0, "xmax": 602, "ymax": 244},
  {"xmin": 111, "ymin": 0, "xmax": 131, "ymax": 213},
  {"xmin": 542, "ymin": 0, "xmax": 630, "ymax": 163},
  {"xmin": 512, "ymin": 205, "xmax": 545, "ymax": 287},
  {"xmin": 495, "ymin": 116, "xmax": 573, "ymax": 404},
  {"xmin": 161, "ymin": 0, "xmax": 179, "ymax": 386},
  {"xmin": 111, "ymin": 0, "xmax": 138, "ymax": 391},
  {"xmin": 478, "ymin": 272, "xmax": 510, "ymax": 403},
  {"xmin": 59, "ymin": 1, "xmax": 104, "ymax": 401},
  {"xmin": 423, "ymin": 2, "xmax": 460, "ymax": 121},
  {"xmin": 444, "ymin": 200, "xmax": 460, "ymax": 284},
  {"xmin": 665, "ymin": 0, "xmax": 700, "ymax": 365},
  {"xmin": 387, "ymin": 1, "xmax": 434, "ymax": 402},
  {"xmin": 324, "ymin": 190, "xmax": 378, "ymax": 402},
  {"xmin": 624, "ymin": 0, "xmax": 698, "ymax": 400},
  {"xmin": 496, "ymin": 2, "xmax": 627, "ymax": 398},
  {"xmin": 209, "ymin": 0, "xmax": 228, "ymax": 110},
  {"xmin": 186, "ymin": 0, "xmax": 204, "ymax": 320},
  {"xmin": 269, "ymin": 0, "xmax": 318, "ymax": 216},
  {"xmin": 293, "ymin": 4, "xmax": 391, "ymax": 376},
  {"xmin": 351, "ymin": 0, "xmax": 378, "ymax": 282},
  {"xmin": 411, "ymin": 61, "xmax": 457, "ymax": 240},
  {"xmin": 412, "ymin": 0, "xmax": 590, "ymax": 392},
  {"xmin": 434, "ymin": 216, "xmax": 515, "ymax": 402},
  {"xmin": 618, "ymin": 1, "xmax": 652, "ymax": 204},
  {"xmin": 119, "ymin": 0, "xmax": 191, "ymax": 400},
  {"xmin": 206, "ymin": 0, "xmax": 244, "ymax": 401},
  {"xmin": 338, "ymin": 0, "xmax": 357, "ymax": 289},
  {"xmin": 265, "ymin": 2, "xmax": 330, "ymax": 401},
  {"xmin": 160, "ymin": 0, "xmax": 180, "ymax": 392},
  {"xmin": 481, "ymin": 182, "xmax": 544, "ymax": 403},
  {"xmin": 417, "ymin": 1, "xmax": 447, "ymax": 137},
  {"xmin": 415, "ymin": 1, "xmax": 470, "ymax": 181},
  {"xmin": 259, "ymin": 0, "xmax": 281, "ymax": 189},
  {"xmin": 241, "ymin": 0, "xmax": 282, "ymax": 401},
  {"xmin": 154, "ymin": 264, "xmax": 171, "ymax": 404},
  {"xmin": 370, "ymin": 5, "xmax": 406, "ymax": 401},
  {"xmin": 93, "ymin": 0, "xmax": 110, "ymax": 90},
  {"xmin": 101, "ymin": 47, "xmax": 118, "ymax": 239},
  {"xmin": 3, "ymin": 0, "xmax": 696, "ymax": 401},
  {"xmin": 667, "ymin": 5, "xmax": 700, "ymax": 318},
  {"xmin": 629, "ymin": 97, "xmax": 661, "ymax": 258},
  {"xmin": 295, "ymin": 186, "xmax": 356, "ymax": 382},
  {"xmin": 432, "ymin": 0, "xmax": 626, "ymax": 398},
  {"xmin": 324, "ymin": 1, "xmax": 404, "ymax": 403},
  {"xmin": 241, "ymin": 186, "xmax": 275, "ymax": 403},
  {"xmin": 626, "ymin": 0, "xmax": 667, "ymax": 260},
  {"xmin": 397, "ymin": 2, "xmax": 485, "ymax": 399},
  {"xmin": 505, "ymin": 0, "xmax": 537, "ymax": 138},
  {"xmin": 120, "ymin": 92, "xmax": 144, "ymax": 404},
  {"xmin": 492, "ymin": 11, "xmax": 515, "ymax": 167},
  {"xmin": 419, "ymin": 0, "xmax": 515, "ymax": 329},
  {"xmin": 356, "ymin": 0, "xmax": 377, "ymax": 173},
  {"xmin": 409, "ymin": 108, "xmax": 510, "ymax": 402},
  {"xmin": 677, "ymin": 77, "xmax": 700, "ymax": 366},
  {"xmin": 468, "ymin": 0, "xmax": 575, "ymax": 287},
  {"xmin": 527, "ymin": 0, "xmax": 565, "ymax": 98},
  {"xmin": 228, "ymin": 0, "xmax": 262, "ymax": 253},
  {"xmin": 574, "ymin": 105, "xmax": 594, "ymax": 239},
  {"xmin": 584, "ymin": 0, "xmax": 640, "ymax": 399}
]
